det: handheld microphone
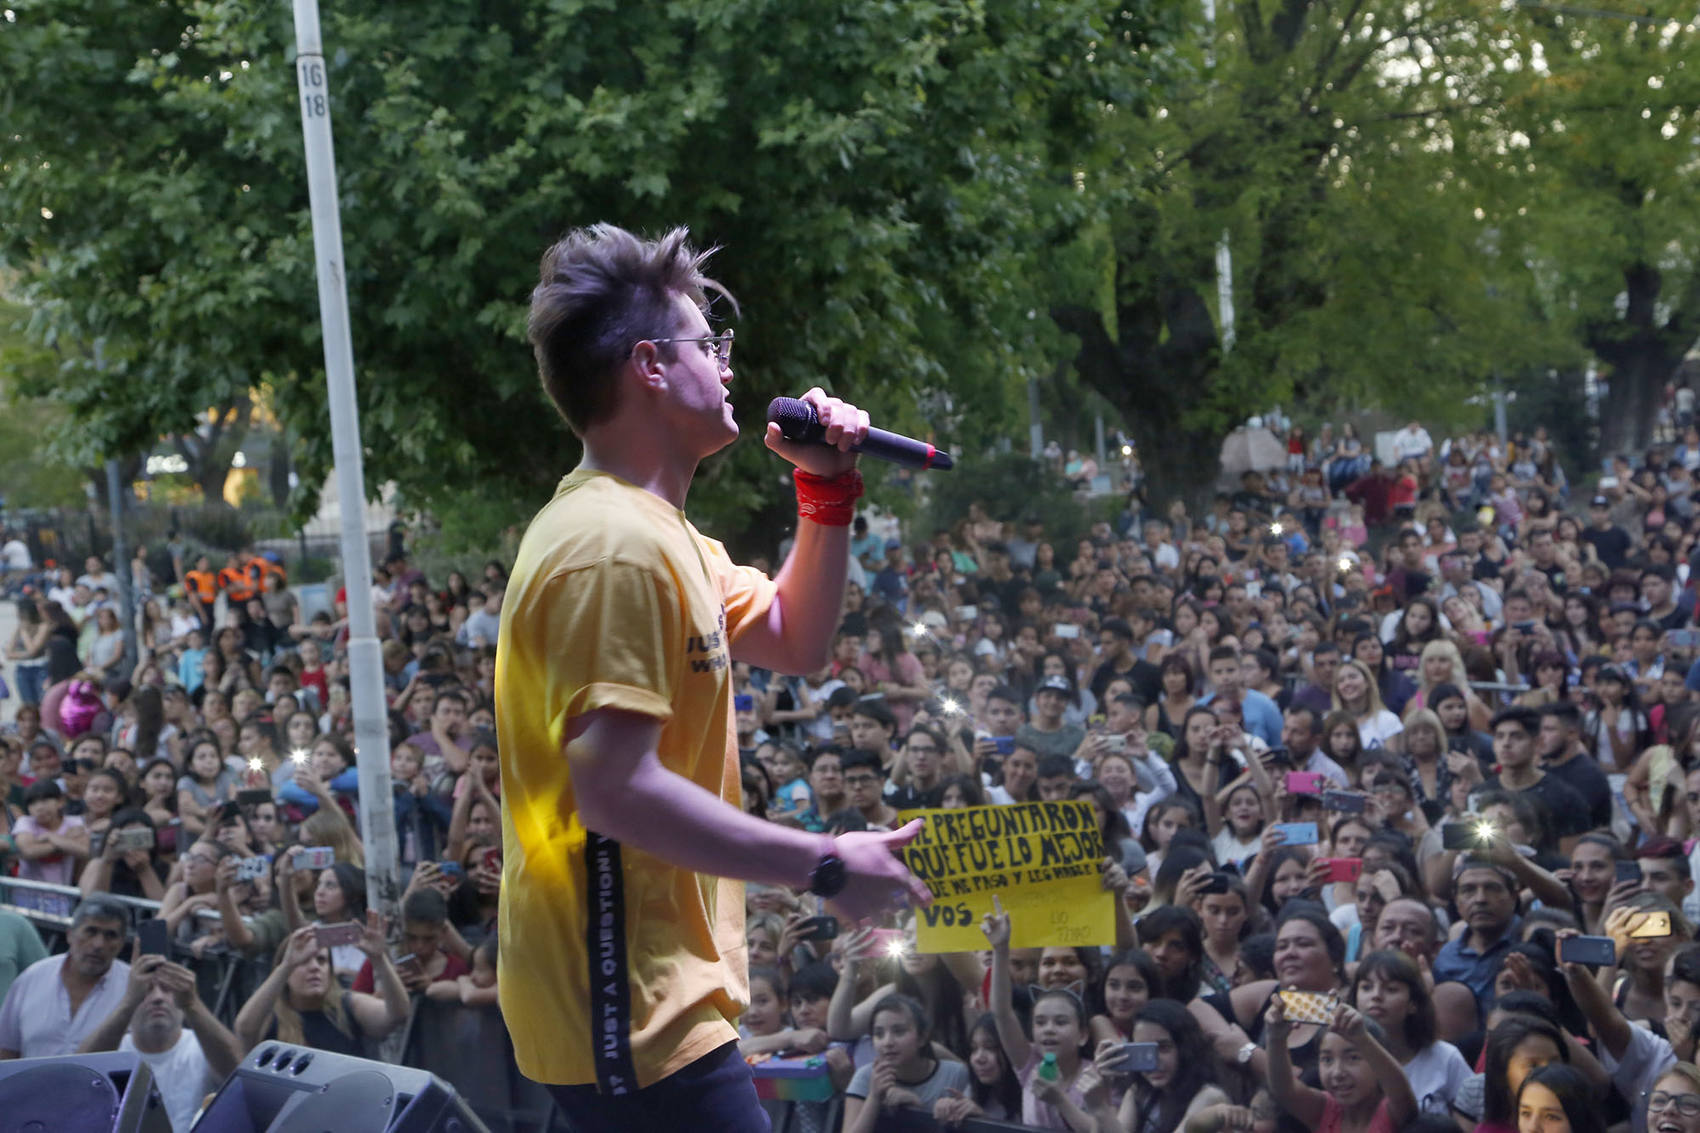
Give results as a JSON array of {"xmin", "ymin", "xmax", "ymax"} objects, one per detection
[{"xmin": 766, "ymin": 397, "xmax": 954, "ymax": 471}]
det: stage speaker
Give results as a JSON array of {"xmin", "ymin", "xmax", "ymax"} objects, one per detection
[
  {"xmin": 190, "ymin": 1043, "xmax": 487, "ymax": 1133},
  {"xmin": 0, "ymin": 1050, "xmax": 173, "ymax": 1133}
]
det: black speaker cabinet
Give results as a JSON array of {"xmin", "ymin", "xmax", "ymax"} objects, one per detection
[
  {"xmin": 190, "ymin": 1043, "xmax": 486, "ymax": 1133},
  {"xmin": 0, "ymin": 1050, "xmax": 173, "ymax": 1133}
]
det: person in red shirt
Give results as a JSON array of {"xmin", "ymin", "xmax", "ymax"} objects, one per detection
[
  {"xmin": 1389, "ymin": 458, "xmax": 1421, "ymax": 522},
  {"xmin": 352, "ymin": 887, "xmax": 467, "ymax": 995}
]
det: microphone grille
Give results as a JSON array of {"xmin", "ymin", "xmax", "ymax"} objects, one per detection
[{"xmin": 766, "ymin": 397, "xmax": 820, "ymax": 441}]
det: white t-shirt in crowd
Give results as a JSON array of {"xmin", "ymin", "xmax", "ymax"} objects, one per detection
[
  {"xmin": 1357, "ymin": 709, "xmax": 1404, "ymax": 751},
  {"xmin": 120, "ymin": 1028, "xmax": 217, "ymax": 1132},
  {"xmin": 1403, "ymin": 1040, "xmax": 1472, "ymax": 1115}
]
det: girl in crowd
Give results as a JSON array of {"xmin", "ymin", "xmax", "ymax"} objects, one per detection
[
  {"xmin": 1475, "ymin": 1016, "xmax": 1569, "ymax": 1133},
  {"xmin": 1090, "ymin": 949, "xmax": 1158, "ymax": 1045},
  {"xmin": 843, "ymin": 994, "xmax": 971, "ymax": 1133},
  {"xmin": 1212, "ymin": 781, "xmax": 1269, "ymax": 870},
  {"xmin": 1607, "ymin": 894, "xmax": 1693, "ymax": 1024},
  {"xmin": 308, "ymin": 860, "xmax": 370, "ymax": 983},
  {"xmin": 1136, "ymin": 906, "xmax": 1232, "ymax": 1024},
  {"xmin": 1070, "ymin": 780, "xmax": 1143, "ymax": 876},
  {"xmin": 1387, "ymin": 599, "xmax": 1444, "ymax": 676},
  {"xmin": 1352, "ymin": 635, "xmax": 1415, "ymax": 718},
  {"xmin": 933, "ymin": 1013, "xmax": 1022, "ymax": 1124},
  {"xmin": 1334, "ymin": 660, "xmax": 1404, "ymax": 753},
  {"xmin": 737, "ymin": 966, "xmax": 830, "ymax": 1057},
  {"xmin": 1562, "ymin": 834, "xmax": 1627, "ymax": 936},
  {"xmin": 1263, "ymin": 997, "xmax": 1417, "ymax": 1133},
  {"xmin": 1583, "ymin": 665, "xmax": 1649, "ymax": 772},
  {"xmin": 1167, "ymin": 706, "xmax": 1229, "ymax": 833},
  {"xmin": 177, "ymin": 735, "xmax": 236, "ymax": 837},
  {"xmin": 1513, "ymin": 1063, "xmax": 1606, "ymax": 1133},
  {"xmin": 13, "ymin": 779, "xmax": 89, "ymax": 913},
  {"xmin": 1247, "ymin": 844, "xmax": 1319, "ymax": 918},
  {"xmin": 1197, "ymin": 872, "xmax": 1252, "ymax": 994},
  {"xmin": 138, "ymin": 757, "xmax": 179, "ymax": 831},
  {"xmin": 278, "ymin": 733, "xmax": 360, "ymax": 818},
  {"xmin": 1320, "ymin": 710, "xmax": 1368, "ymax": 786},
  {"xmin": 1147, "ymin": 655, "xmax": 1201, "ymax": 740},
  {"xmin": 1110, "ymin": 999, "xmax": 1234, "ymax": 1133},
  {"xmin": 983, "ymin": 897, "xmax": 1104, "ymax": 1131},
  {"xmin": 1348, "ymin": 949, "xmax": 1471, "ymax": 1115},
  {"xmin": 79, "ymin": 767, "xmax": 128, "ymax": 840},
  {"xmin": 1408, "ymin": 640, "xmax": 1492, "ymax": 729},
  {"xmin": 1141, "ymin": 800, "xmax": 1199, "ymax": 880},
  {"xmin": 234, "ymin": 920, "xmax": 410, "ymax": 1056}
]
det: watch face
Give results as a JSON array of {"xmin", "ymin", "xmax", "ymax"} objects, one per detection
[{"xmin": 812, "ymin": 855, "xmax": 846, "ymax": 897}]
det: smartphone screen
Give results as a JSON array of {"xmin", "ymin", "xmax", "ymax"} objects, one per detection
[
  {"xmin": 1284, "ymin": 771, "xmax": 1324, "ymax": 795},
  {"xmin": 139, "ymin": 918, "xmax": 169, "ymax": 957},
  {"xmin": 1558, "ymin": 935, "xmax": 1616, "ymax": 967},
  {"xmin": 1320, "ymin": 858, "xmax": 1363, "ymax": 884}
]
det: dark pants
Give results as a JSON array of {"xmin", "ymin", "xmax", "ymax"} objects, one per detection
[{"xmin": 544, "ymin": 1042, "xmax": 771, "ymax": 1133}]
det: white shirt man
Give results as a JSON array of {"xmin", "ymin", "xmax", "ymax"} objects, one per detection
[
  {"xmin": 0, "ymin": 905, "xmax": 130, "ymax": 1058},
  {"xmin": 1393, "ymin": 422, "xmax": 1434, "ymax": 464},
  {"xmin": 77, "ymin": 954, "xmax": 244, "ymax": 1133}
]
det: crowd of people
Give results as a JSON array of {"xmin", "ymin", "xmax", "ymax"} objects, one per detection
[{"xmin": 4, "ymin": 414, "xmax": 1700, "ymax": 1132}]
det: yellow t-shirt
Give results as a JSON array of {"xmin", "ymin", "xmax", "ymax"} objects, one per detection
[{"xmin": 495, "ymin": 469, "xmax": 778, "ymax": 1091}]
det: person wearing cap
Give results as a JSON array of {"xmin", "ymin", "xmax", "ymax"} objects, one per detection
[
  {"xmin": 1582, "ymin": 493, "xmax": 1633, "ymax": 570},
  {"xmin": 1013, "ymin": 674, "xmax": 1086, "ymax": 762}
]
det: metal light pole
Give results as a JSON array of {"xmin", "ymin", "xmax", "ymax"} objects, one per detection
[
  {"xmin": 105, "ymin": 459, "xmax": 138, "ymax": 678},
  {"xmin": 1201, "ymin": 0, "xmax": 1237, "ymax": 352},
  {"xmin": 291, "ymin": 0, "xmax": 399, "ymax": 921}
]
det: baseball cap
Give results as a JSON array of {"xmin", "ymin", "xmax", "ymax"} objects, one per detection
[
  {"xmin": 1037, "ymin": 675, "xmax": 1072, "ymax": 694},
  {"xmin": 1590, "ymin": 495, "xmax": 1610, "ymax": 508}
]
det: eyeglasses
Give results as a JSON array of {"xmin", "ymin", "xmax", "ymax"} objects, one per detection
[
  {"xmin": 907, "ymin": 745, "xmax": 939, "ymax": 755},
  {"xmin": 647, "ymin": 329, "xmax": 734, "ymax": 369},
  {"xmin": 1646, "ymin": 1090, "xmax": 1700, "ymax": 1116}
]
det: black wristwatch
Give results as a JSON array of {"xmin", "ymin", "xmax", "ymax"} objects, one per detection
[{"xmin": 808, "ymin": 851, "xmax": 846, "ymax": 899}]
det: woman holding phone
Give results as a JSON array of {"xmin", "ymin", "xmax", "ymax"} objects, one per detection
[{"xmin": 234, "ymin": 917, "xmax": 410, "ymax": 1055}]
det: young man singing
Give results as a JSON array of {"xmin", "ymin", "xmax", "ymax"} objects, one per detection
[{"xmin": 497, "ymin": 225, "xmax": 930, "ymax": 1130}]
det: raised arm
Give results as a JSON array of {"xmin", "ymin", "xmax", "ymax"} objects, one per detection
[
  {"xmin": 980, "ymin": 895, "xmax": 1032, "ymax": 1069},
  {"xmin": 1263, "ymin": 996, "xmax": 1325, "ymax": 1129}
]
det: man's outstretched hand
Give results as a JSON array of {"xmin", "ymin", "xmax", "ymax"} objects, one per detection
[{"xmin": 827, "ymin": 818, "xmax": 932, "ymax": 922}]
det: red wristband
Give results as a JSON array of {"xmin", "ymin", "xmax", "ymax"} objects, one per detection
[{"xmin": 794, "ymin": 467, "xmax": 864, "ymax": 527}]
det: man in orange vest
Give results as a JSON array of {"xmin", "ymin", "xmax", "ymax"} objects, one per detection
[
  {"xmin": 217, "ymin": 552, "xmax": 256, "ymax": 608},
  {"xmin": 183, "ymin": 554, "xmax": 219, "ymax": 630}
]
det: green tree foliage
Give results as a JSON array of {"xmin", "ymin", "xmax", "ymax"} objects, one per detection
[
  {"xmin": 1050, "ymin": 0, "xmax": 1582, "ymax": 507},
  {"xmin": 1484, "ymin": 3, "xmax": 1700, "ymax": 456},
  {"xmin": 0, "ymin": 0, "xmax": 1175, "ymax": 551}
]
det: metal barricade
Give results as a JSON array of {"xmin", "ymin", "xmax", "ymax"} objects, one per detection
[
  {"xmin": 399, "ymin": 996, "xmax": 557, "ymax": 1133},
  {"xmin": 0, "ymin": 877, "xmax": 268, "ymax": 1031}
]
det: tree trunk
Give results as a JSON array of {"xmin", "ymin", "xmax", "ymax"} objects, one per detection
[
  {"xmin": 1053, "ymin": 273, "xmax": 1225, "ymax": 511},
  {"xmin": 1590, "ymin": 261, "xmax": 1693, "ymax": 458}
]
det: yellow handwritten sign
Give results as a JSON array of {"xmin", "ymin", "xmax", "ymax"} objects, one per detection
[{"xmin": 895, "ymin": 801, "xmax": 1113, "ymax": 953}]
